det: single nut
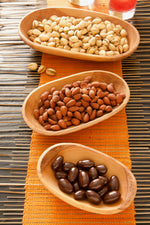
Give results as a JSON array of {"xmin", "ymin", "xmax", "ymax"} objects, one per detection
[
  {"xmin": 28, "ymin": 63, "xmax": 38, "ymax": 71},
  {"xmin": 46, "ymin": 68, "xmax": 56, "ymax": 76},
  {"xmin": 38, "ymin": 65, "xmax": 46, "ymax": 74}
]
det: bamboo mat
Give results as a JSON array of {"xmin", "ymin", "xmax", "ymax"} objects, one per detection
[{"xmin": 0, "ymin": 0, "xmax": 150, "ymax": 224}]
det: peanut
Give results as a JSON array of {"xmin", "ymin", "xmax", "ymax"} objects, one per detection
[{"xmin": 33, "ymin": 76, "xmax": 126, "ymax": 131}]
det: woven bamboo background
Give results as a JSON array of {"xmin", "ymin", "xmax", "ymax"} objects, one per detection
[{"xmin": 0, "ymin": 0, "xmax": 150, "ymax": 224}]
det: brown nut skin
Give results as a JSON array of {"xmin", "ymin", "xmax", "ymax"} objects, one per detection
[
  {"xmin": 60, "ymin": 106, "xmax": 67, "ymax": 117},
  {"xmin": 90, "ymin": 102, "xmax": 99, "ymax": 109},
  {"xmin": 75, "ymin": 101, "xmax": 82, "ymax": 107},
  {"xmin": 33, "ymin": 109, "xmax": 39, "ymax": 119},
  {"xmin": 63, "ymin": 162, "xmax": 75, "ymax": 172},
  {"xmin": 86, "ymin": 106, "xmax": 92, "ymax": 116},
  {"xmin": 44, "ymin": 124, "xmax": 51, "ymax": 130},
  {"xmin": 58, "ymin": 178, "xmax": 73, "ymax": 194},
  {"xmin": 84, "ymin": 75, "xmax": 92, "ymax": 83},
  {"xmin": 58, "ymin": 119, "xmax": 67, "ymax": 129},
  {"xmin": 48, "ymin": 118, "xmax": 57, "ymax": 125},
  {"xmin": 86, "ymin": 190, "xmax": 101, "ymax": 205},
  {"xmin": 40, "ymin": 91, "xmax": 49, "ymax": 101},
  {"xmin": 72, "ymin": 87, "xmax": 80, "ymax": 95},
  {"xmin": 96, "ymin": 165, "xmax": 107, "ymax": 175},
  {"xmin": 108, "ymin": 93, "xmax": 116, "ymax": 101},
  {"xmin": 89, "ymin": 178, "xmax": 105, "ymax": 191},
  {"xmin": 74, "ymin": 111, "xmax": 82, "ymax": 120},
  {"xmin": 39, "ymin": 116, "xmax": 44, "ymax": 125},
  {"xmin": 97, "ymin": 110, "xmax": 103, "ymax": 117},
  {"xmin": 108, "ymin": 175, "xmax": 120, "ymax": 191},
  {"xmin": 89, "ymin": 89, "xmax": 95, "ymax": 99},
  {"xmin": 98, "ymin": 176, "xmax": 109, "ymax": 185},
  {"xmin": 98, "ymin": 185, "xmax": 109, "ymax": 197},
  {"xmin": 65, "ymin": 88, "xmax": 72, "ymax": 97},
  {"xmin": 79, "ymin": 170, "xmax": 89, "ymax": 188},
  {"xmin": 71, "ymin": 118, "xmax": 80, "ymax": 126},
  {"xmin": 57, "ymin": 101, "xmax": 65, "ymax": 107},
  {"xmin": 88, "ymin": 167, "xmax": 98, "ymax": 180},
  {"xmin": 47, "ymin": 108, "xmax": 55, "ymax": 116},
  {"xmin": 77, "ymin": 160, "xmax": 95, "ymax": 169},
  {"xmin": 39, "ymin": 107, "xmax": 45, "ymax": 115},
  {"xmin": 56, "ymin": 110, "xmax": 62, "ymax": 120},
  {"xmin": 74, "ymin": 190, "xmax": 86, "ymax": 200},
  {"xmin": 99, "ymin": 82, "xmax": 107, "ymax": 90},
  {"xmin": 55, "ymin": 171, "xmax": 67, "ymax": 179},
  {"xmin": 116, "ymin": 94, "xmax": 123, "ymax": 104},
  {"xmin": 73, "ymin": 93, "xmax": 82, "ymax": 100},
  {"xmin": 38, "ymin": 99, "xmax": 43, "ymax": 108},
  {"xmin": 68, "ymin": 106, "xmax": 80, "ymax": 112},
  {"xmin": 83, "ymin": 113, "xmax": 90, "ymax": 123},
  {"xmin": 73, "ymin": 182, "xmax": 80, "ymax": 192},
  {"xmin": 63, "ymin": 97, "xmax": 72, "ymax": 104},
  {"xmin": 103, "ymin": 96, "xmax": 111, "ymax": 105},
  {"xmin": 90, "ymin": 109, "xmax": 96, "ymax": 120},
  {"xmin": 82, "ymin": 94, "xmax": 91, "ymax": 102},
  {"xmin": 66, "ymin": 99, "xmax": 76, "ymax": 107},
  {"xmin": 44, "ymin": 100, "xmax": 50, "ymax": 108},
  {"xmin": 51, "ymin": 124, "xmax": 61, "ymax": 131},
  {"xmin": 103, "ymin": 191, "xmax": 121, "ymax": 204},
  {"xmin": 42, "ymin": 111, "xmax": 48, "ymax": 121},
  {"xmin": 52, "ymin": 156, "xmax": 64, "ymax": 171},
  {"xmin": 107, "ymin": 83, "xmax": 114, "ymax": 93},
  {"xmin": 100, "ymin": 104, "xmax": 106, "ymax": 112},
  {"xmin": 105, "ymin": 105, "xmax": 112, "ymax": 112},
  {"xmin": 68, "ymin": 167, "xmax": 79, "ymax": 183}
]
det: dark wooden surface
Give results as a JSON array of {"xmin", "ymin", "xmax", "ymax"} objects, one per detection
[{"xmin": 0, "ymin": 0, "xmax": 150, "ymax": 224}]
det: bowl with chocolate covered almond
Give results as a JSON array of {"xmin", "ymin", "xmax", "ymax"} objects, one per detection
[
  {"xmin": 37, "ymin": 143, "xmax": 137, "ymax": 215},
  {"xmin": 22, "ymin": 70, "xmax": 130, "ymax": 136}
]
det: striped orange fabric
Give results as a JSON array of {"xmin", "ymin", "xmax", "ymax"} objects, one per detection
[{"xmin": 23, "ymin": 1, "xmax": 136, "ymax": 224}]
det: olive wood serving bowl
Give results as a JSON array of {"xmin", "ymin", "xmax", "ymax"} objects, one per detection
[
  {"xmin": 18, "ymin": 7, "xmax": 140, "ymax": 62},
  {"xmin": 37, "ymin": 142, "xmax": 137, "ymax": 215},
  {"xmin": 22, "ymin": 70, "xmax": 130, "ymax": 136}
]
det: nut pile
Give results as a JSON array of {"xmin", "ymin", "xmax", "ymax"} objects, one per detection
[
  {"xmin": 52, "ymin": 156, "xmax": 121, "ymax": 205},
  {"xmin": 33, "ymin": 76, "xmax": 126, "ymax": 131},
  {"xmin": 28, "ymin": 15, "xmax": 129, "ymax": 56}
]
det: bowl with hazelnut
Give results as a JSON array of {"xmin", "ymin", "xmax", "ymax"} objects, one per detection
[{"xmin": 37, "ymin": 142, "xmax": 137, "ymax": 214}]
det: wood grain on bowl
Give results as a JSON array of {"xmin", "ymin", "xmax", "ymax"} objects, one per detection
[
  {"xmin": 22, "ymin": 70, "xmax": 130, "ymax": 136},
  {"xmin": 37, "ymin": 143, "xmax": 137, "ymax": 214},
  {"xmin": 18, "ymin": 7, "xmax": 140, "ymax": 62}
]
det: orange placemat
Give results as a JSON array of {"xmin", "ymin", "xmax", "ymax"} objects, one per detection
[{"xmin": 23, "ymin": 1, "xmax": 136, "ymax": 224}]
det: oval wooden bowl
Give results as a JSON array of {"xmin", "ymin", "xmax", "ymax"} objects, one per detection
[
  {"xmin": 22, "ymin": 70, "xmax": 130, "ymax": 136},
  {"xmin": 18, "ymin": 7, "xmax": 140, "ymax": 62},
  {"xmin": 37, "ymin": 142, "xmax": 137, "ymax": 215}
]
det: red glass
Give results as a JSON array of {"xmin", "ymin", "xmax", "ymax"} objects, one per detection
[{"xmin": 109, "ymin": 0, "xmax": 137, "ymax": 12}]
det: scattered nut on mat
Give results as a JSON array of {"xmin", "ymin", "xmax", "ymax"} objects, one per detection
[
  {"xmin": 38, "ymin": 65, "xmax": 46, "ymax": 74},
  {"xmin": 28, "ymin": 63, "xmax": 38, "ymax": 71},
  {"xmin": 46, "ymin": 68, "xmax": 56, "ymax": 76}
]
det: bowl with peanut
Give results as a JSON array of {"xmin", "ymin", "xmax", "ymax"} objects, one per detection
[
  {"xmin": 37, "ymin": 142, "xmax": 137, "ymax": 214},
  {"xmin": 22, "ymin": 70, "xmax": 130, "ymax": 136},
  {"xmin": 19, "ymin": 7, "xmax": 140, "ymax": 62}
]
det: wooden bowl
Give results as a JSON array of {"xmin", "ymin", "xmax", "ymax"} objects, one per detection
[
  {"xmin": 37, "ymin": 142, "xmax": 137, "ymax": 214},
  {"xmin": 22, "ymin": 70, "xmax": 130, "ymax": 136},
  {"xmin": 18, "ymin": 7, "xmax": 140, "ymax": 62}
]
